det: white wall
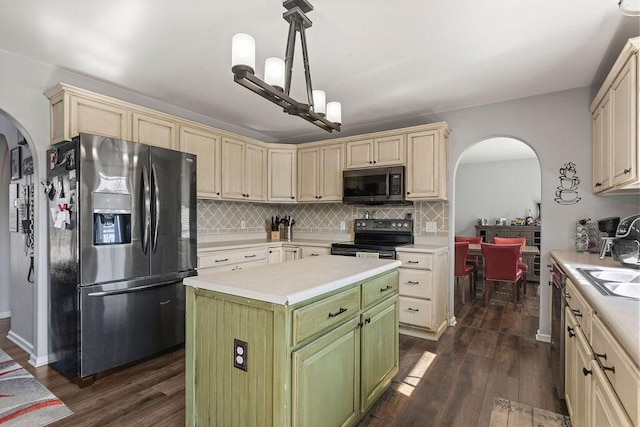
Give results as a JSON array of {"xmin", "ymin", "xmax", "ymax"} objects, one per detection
[
  {"xmin": 455, "ymin": 158, "xmax": 541, "ymax": 236},
  {"xmin": 437, "ymin": 86, "xmax": 639, "ymax": 340}
]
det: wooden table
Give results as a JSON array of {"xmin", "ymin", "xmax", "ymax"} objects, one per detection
[{"xmin": 467, "ymin": 243, "xmax": 540, "ymax": 258}]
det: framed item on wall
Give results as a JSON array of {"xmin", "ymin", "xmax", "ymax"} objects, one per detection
[{"xmin": 11, "ymin": 147, "xmax": 21, "ymax": 180}]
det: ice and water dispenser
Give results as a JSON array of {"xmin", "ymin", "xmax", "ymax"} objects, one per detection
[{"xmin": 93, "ymin": 192, "xmax": 132, "ymax": 245}]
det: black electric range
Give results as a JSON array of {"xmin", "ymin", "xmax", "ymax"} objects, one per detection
[{"xmin": 331, "ymin": 219, "xmax": 414, "ymax": 259}]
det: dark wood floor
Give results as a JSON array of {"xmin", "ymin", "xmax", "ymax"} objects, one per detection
[{"xmin": 0, "ymin": 281, "xmax": 566, "ymax": 427}]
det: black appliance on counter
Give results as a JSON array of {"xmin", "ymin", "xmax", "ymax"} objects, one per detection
[
  {"xmin": 47, "ymin": 134, "xmax": 197, "ymax": 382},
  {"xmin": 331, "ymin": 219, "xmax": 414, "ymax": 259},
  {"xmin": 611, "ymin": 214, "xmax": 640, "ymax": 268}
]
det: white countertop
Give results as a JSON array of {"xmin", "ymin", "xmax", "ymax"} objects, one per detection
[
  {"xmin": 396, "ymin": 244, "xmax": 448, "ymax": 254},
  {"xmin": 184, "ymin": 256, "xmax": 402, "ymax": 306},
  {"xmin": 551, "ymin": 250, "xmax": 640, "ymax": 366},
  {"xmin": 197, "ymin": 238, "xmax": 334, "ymax": 252}
]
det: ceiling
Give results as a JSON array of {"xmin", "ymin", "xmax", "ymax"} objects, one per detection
[{"xmin": 0, "ymin": 1, "xmax": 638, "ymax": 143}]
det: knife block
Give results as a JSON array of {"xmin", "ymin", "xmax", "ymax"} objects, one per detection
[{"xmin": 270, "ymin": 231, "xmax": 280, "ymax": 241}]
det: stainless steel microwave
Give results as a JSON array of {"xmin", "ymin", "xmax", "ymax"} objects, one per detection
[{"xmin": 343, "ymin": 166, "xmax": 408, "ymax": 205}]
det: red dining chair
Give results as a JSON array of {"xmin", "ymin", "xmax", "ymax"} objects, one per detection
[
  {"xmin": 481, "ymin": 243, "xmax": 523, "ymax": 309},
  {"xmin": 455, "ymin": 236, "xmax": 483, "ymax": 282},
  {"xmin": 454, "ymin": 242, "xmax": 476, "ymax": 304},
  {"xmin": 493, "ymin": 237, "xmax": 528, "ymax": 294}
]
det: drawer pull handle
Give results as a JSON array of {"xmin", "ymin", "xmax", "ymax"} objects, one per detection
[
  {"xmin": 215, "ymin": 258, "xmax": 229, "ymax": 263},
  {"xmin": 594, "ymin": 352, "xmax": 607, "ymax": 360},
  {"xmin": 407, "ymin": 308, "xmax": 419, "ymax": 312},
  {"xmin": 328, "ymin": 307, "xmax": 347, "ymax": 318},
  {"xmin": 407, "ymin": 281, "xmax": 419, "ymax": 285},
  {"xmin": 310, "ymin": 253, "xmax": 320, "ymax": 257},
  {"xmin": 365, "ymin": 318, "xmax": 371, "ymax": 324},
  {"xmin": 602, "ymin": 365, "xmax": 615, "ymax": 373},
  {"xmin": 380, "ymin": 285, "xmax": 392, "ymax": 292},
  {"xmin": 571, "ymin": 309, "xmax": 582, "ymax": 317},
  {"xmin": 245, "ymin": 254, "xmax": 257, "ymax": 258},
  {"xmin": 407, "ymin": 261, "xmax": 419, "ymax": 264},
  {"xmin": 582, "ymin": 367, "xmax": 592, "ymax": 376},
  {"xmin": 567, "ymin": 326, "xmax": 575, "ymax": 338}
]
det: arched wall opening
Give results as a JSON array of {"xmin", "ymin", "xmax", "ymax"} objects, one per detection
[{"xmin": 451, "ymin": 135, "xmax": 541, "ymax": 320}]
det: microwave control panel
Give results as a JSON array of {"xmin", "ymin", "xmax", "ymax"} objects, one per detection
[{"xmin": 389, "ymin": 172, "xmax": 402, "ymax": 195}]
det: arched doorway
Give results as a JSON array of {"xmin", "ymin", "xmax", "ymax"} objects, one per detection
[
  {"xmin": 0, "ymin": 112, "xmax": 36, "ymax": 352},
  {"xmin": 452, "ymin": 136, "xmax": 541, "ymax": 322}
]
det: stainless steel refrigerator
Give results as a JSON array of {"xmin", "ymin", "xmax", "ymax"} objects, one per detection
[{"xmin": 48, "ymin": 133, "xmax": 197, "ymax": 380}]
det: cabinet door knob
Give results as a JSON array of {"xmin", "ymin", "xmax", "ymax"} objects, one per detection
[
  {"xmin": 571, "ymin": 309, "xmax": 582, "ymax": 317},
  {"xmin": 373, "ymin": 160, "xmax": 376, "ymax": 164},
  {"xmin": 595, "ymin": 182, "xmax": 602, "ymax": 187},
  {"xmin": 567, "ymin": 326, "xmax": 575, "ymax": 338},
  {"xmin": 624, "ymin": 168, "xmax": 631, "ymax": 174},
  {"xmin": 406, "ymin": 192, "xmax": 411, "ymax": 195},
  {"xmin": 291, "ymin": 196, "xmax": 295, "ymax": 199},
  {"xmin": 318, "ymin": 195, "xmax": 323, "ymax": 199},
  {"xmin": 582, "ymin": 367, "xmax": 592, "ymax": 376},
  {"xmin": 216, "ymin": 192, "xmax": 220, "ymax": 196}
]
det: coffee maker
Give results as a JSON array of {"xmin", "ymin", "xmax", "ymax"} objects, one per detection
[
  {"xmin": 598, "ymin": 217, "xmax": 620, "ymax": 258},
  {"xmin": 611, "ymin": 214, "xmax": 640, "ymax": 268}
]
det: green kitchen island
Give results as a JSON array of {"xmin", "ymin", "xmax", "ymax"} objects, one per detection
[{"xmin": 183, "ymin": 255, "xmax": 401, "ymax": 427}]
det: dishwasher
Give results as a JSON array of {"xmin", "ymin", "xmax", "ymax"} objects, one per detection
[{"xmin": 550, "ymin": 261, "xmax": 567, "ymax": 399}]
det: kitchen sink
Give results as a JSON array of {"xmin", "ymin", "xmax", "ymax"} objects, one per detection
[{"xmin": 577, "ymin": 267, "xmax": 640, "ymax": 299}]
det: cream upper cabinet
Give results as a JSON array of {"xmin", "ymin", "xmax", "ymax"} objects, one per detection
[
  {"xmin": 590, "ymin": 37, "xmax": 639, "ymax": 195},
  {"xmin": 345, "ymin": 134, "xmax": 404, "ymax": 169},
  {"xmin": 221, "ymin": 137, "xmax": 266, "ymax": 201},
  {"xmin": 45, "ymin": 84, "xmax": 132, "ymax": 143},
  {"xmin": 179, "ymin": 125, "xmax": 221, "ymax": 199},
  {"xmin": 297, "ymin": 143, "xmax": 344, "ymax": 202},
  {"xmin": 592, "ymin": 94, "xmax": 612, "ymax": 193},
  {"xmin": 132, "ymin": 112, "xmax": 178, "ymax": 150},
  {"xmin": 268, "ymin": 146, "xmax": 297, "ymax": 203},
  {"xmin": 406, "ymin": 124, "xmax": 449, "ymax": 200}
]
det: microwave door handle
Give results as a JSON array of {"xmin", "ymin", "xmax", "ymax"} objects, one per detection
[
  {"xmin": 151, "ymin": 164, "xmax": 160, "ymax": 254},
  {"xmin": 386, "ymin": 171, "xmax": 390, "ymax": 199}
]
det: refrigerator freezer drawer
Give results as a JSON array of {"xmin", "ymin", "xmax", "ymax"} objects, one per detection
[{"xmin": 80, "ymin": 279, "xmax": 185, "ymax": 378}]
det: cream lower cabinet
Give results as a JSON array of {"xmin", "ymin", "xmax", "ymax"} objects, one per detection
[
  {"xmin": 405, "ymin": 123, "xmax": 450, "ymax": 201},
  {"xmin": 186, "ymin": 269, "xmax": 399, "ymax": 427},
  {"xmin": 396, "ymin": 249, "xmax": 449, "ymax": 341},
  {"xmin": 179, "ymin": 125, "xmax": 221, "ymax": 198},
  {"xmin": 562, "ymin": 279, "xmax": 637, "ymax": 427},
  {"xmin": 222, "ymin": 137, "xmax": 267, "ymax": 201},
  {"xmin": 268, "ymin": 247, "xmax": 283, "ymax": 264},
  {"xmin": 297, "ymin": 143, "xmax": 344, "ymax": 202},
  {"xmin": 299, "ymin": 245, "xmax": 332, "ymax": 258},
  {"xmin": 283, "ymin": 246, "xmax": 301, "ymax": 261},
  {"xmin": 197, "ymin": 247, "xmax": 268, "ymax": 273}
]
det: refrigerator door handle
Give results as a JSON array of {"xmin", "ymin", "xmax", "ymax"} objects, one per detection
[
  {"xmin": 141, "ymin": 164, "xmax": 150, "ymax": 254},
  {"xmin": 86, "ymin": 279, "xmax": 183, "ymax": 297},
  {"xmin": 151, "ymin": 164, "xmax": 160, "ymax": 254}
]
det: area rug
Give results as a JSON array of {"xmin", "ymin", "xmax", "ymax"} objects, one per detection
[
  {"xmin": 0, "ymin": 349, "xmax": 72, "ymax": 426},
  {"xmin": 489, "ymin": 398, "xmax": 571, "ymax": 427}
]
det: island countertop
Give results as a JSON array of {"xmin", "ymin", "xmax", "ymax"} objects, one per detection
[{"xmin": 184, "ymin": 256, "xmax": 401, "ymax": 306}]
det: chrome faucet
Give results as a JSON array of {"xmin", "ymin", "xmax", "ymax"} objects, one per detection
[{"xmin": 599, "ymin": 237, "xmax": 615, "ymax": 259}]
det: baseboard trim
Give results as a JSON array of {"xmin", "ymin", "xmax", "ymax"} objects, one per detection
[
  {"xmin": 29, "ymin": 353, "xmax": 50, "ymax": 367},
  {"xmin": 0, "ymin": 310, "xmax": 10, "ymax": 319},
  {"xmin": 536, "ymin": 330, "xmax": 552, "ymax": 343},
  {"xmin": 7, "ymin": 330, "xmax": 33, "ymax": 355}
]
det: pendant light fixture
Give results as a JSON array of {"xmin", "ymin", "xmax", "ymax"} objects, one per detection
[
  {"xmin": 619, "ymin": 0, "xmax": 640, "ymax": 16},
  {"xmin": 231, "ymin": 0, "xmax": 341, "ymax": 133}
]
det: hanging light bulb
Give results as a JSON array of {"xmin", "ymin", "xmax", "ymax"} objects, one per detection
[
  {"xmin": 619, "ymin": 0, "xmax": 640, "ymax": 15},
  {"xmin": 264, "ymin": 57, "xmax": 285, "ymax": 91},
  {"xmin": 231, "ymin": 33, "xmax": 255, "ymax": 74},
  {"xmin": 312, "ymin": 90, "xmax": 326, "ymax": 115},
  {"xmin": 326, "ymin": 102, "xmax": 342, "ymax": 125}
]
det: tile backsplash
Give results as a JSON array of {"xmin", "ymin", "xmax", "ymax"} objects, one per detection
[{"xmin": 198, "ymin": 200, "xmax": 448, "ymax": 237}]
